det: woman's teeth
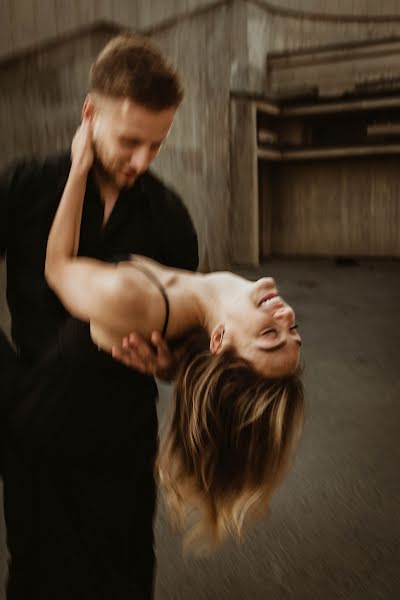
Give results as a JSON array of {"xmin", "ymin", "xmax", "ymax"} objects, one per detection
[{"xmin": 261, "ymin": 296, "xmax": 281, "ymax": 306}]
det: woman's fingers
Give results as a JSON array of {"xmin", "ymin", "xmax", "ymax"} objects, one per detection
[{"xmin": 71, "ymin": 120, "xmax": 94, "ymax": 173}]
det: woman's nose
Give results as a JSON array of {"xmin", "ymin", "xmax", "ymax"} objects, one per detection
[
  {"xmin": 273, "ymin": 305, "xmax": 295, "ymax": 322},
  {"xmin": 257, "ymin": 277, "xmax": 276, "ymax": 287}
]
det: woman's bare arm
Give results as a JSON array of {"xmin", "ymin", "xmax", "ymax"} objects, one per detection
[
  {"xmin": 45, "ymin": 120, "xmax": 92, "ymax": 277},
  {"xmin": 44, "ymin": 121, "xmax": 152, "ymax": 328}
]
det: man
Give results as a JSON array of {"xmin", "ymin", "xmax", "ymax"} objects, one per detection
[{"xmin": 0, "ymin": 34, "xmax": 198, "ymax": 599}]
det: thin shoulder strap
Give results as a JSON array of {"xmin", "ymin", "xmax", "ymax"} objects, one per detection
[{"xmin": 129, "ymin": 259, "xmax": 170, "ymax": 338}]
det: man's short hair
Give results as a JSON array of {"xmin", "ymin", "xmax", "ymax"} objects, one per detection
[{"xmin": 89, "ymin": 33, "xmax": 184, "ymax": 110}]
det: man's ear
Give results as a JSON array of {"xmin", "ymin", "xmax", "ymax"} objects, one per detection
[{"xmin": 210, "ymin": 324, "xmax": 225, "ymax": 354}]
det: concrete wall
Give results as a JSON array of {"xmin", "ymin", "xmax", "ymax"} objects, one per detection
[
  {"xmin": 254, "ymin": 0, "xmax": 400, "ymax": 17},
  {"xmin": 0, "ymin": 0, "xmax": 218, "ymax": 59},
  {"xmin": 231, "ymin": 0, "xmax": 400, "ymax": 97},
  {"xmin": 261, "ymin": 157, "xmax": 400, "ymax": 257},
  {"xmin": 0, "ymin": 2, "xmax": 233, "ymax": 270},
  {"xmin": 230, "ymin": 0, "xmax": 400, "ymax": 264},
  {"xmin": 3, "ymin": 0, "xmax": 400, "ymax": 63},
  {"xmin": 269, "ymin": 37, "xmax": 400, "ymax": 97},
  {"xmin": 0, "ymin": 26, "xmax": 120, "ymax": 168},
  {"xmin": 2, "ymin": 0, "xmax": 400, "ymax": 271},
  {"xmin": 149, "ymin": 4, "xmax": 232, "ymax": 269},
  {"xmin": 0, "ymin": 0, "xmax": 400, "ymax": 596}
]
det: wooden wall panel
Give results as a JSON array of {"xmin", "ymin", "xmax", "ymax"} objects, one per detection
[{"xmin": 263, "ymin": 157, "xmax": 400, "ymax": 257}]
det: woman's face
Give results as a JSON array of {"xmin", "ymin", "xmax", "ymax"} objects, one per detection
[{"xmin": 221, "ymin": 277, "xmax": 302, "ymax": 378}]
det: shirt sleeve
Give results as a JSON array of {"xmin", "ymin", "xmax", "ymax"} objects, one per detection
[
  {"xmin": 161, "ymin": 186, "xmax": 199, "ymax": 271},
  {"xmin": 0, "ymin": 327, "xmax": 21, "ymax": 420},
  {"xmin": 0, "ymin": 160, "xmax": 34, "ymax": 258},
  {"xmin": 0, "ymin": 163, "xmax": 15, "ymax": 257}
]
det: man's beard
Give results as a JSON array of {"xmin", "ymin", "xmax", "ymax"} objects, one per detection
[
  {"xmin": 92, "ymin": 142, "xmax": 120, "ymax": 189},
  {"xmin": 92, "ymin": 141, "xmax": 136, "ymax": 190}
]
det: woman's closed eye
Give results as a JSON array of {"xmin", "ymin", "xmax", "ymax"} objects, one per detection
[
  {"xmin": 261, "ymin": 324, "xmax": 299, "ymax": 337},
  {"xmin": 261, "ymin": 328, "xmax": 277, "ymax": 337}
]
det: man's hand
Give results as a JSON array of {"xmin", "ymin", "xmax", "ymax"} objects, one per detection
[{"xmin": 111, "ymin": 331, "xmax": 182, "ymax": 381}]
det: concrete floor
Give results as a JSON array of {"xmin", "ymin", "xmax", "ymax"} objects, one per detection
[
  {"xmin": 155, "ymin": 258, "xmax": 400, "ymax": 600},
  {"xmin": 1, "ymin": 258, "xmax": 400, "ymax": 599}
]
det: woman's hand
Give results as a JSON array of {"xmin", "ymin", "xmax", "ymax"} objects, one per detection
[{"xmin": 71, "ymin": 119, "xmax": 94, "ymax": 175}]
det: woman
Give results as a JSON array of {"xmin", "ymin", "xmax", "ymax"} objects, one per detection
[{"xmin": 43, "ymin": 118, "xmax": 305, "ymax": 549}]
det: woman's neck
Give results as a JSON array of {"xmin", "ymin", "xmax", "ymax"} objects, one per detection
[
  {"xmin": 188, "ymin": 271, "xmax": 244, "ymax": 337},
  {"xmin": 124, "ymin": 257, "xmax": 245, "ymax": 341}
]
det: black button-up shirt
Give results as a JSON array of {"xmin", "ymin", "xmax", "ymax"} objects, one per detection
[
  {"xmin": 0, "ymin": 154, "xmax": 198, "ymax": 598},
  {"xmin": 0, "ymin": 154, "xmax": 198, "ymax": 366}
]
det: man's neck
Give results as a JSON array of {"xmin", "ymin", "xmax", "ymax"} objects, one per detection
[
  {"xmin": 92, "ymin": 167, "xmax": 120, "ymax": 226},
  {"xmin": 93, "ymin": 167, "xmax": 119, "ymax": 205}
]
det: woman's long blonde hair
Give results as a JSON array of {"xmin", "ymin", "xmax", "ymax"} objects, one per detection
[{"xmin": 157, "ymin": 333, "xmax": 305, "ymax": 551}]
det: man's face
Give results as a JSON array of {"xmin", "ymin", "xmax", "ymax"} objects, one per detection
[{"xmin": 89, "ymin": 96, "xmax": 177, "ymax": 189}]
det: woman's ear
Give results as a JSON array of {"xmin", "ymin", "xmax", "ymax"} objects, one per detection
[{"xmin": 210, "ymin": 324, "xmax": 225, "ymax": 354}]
